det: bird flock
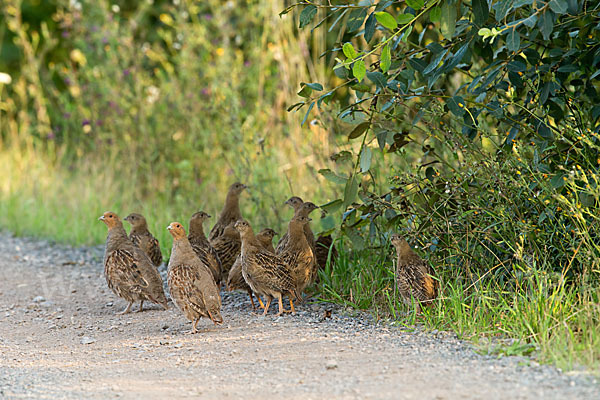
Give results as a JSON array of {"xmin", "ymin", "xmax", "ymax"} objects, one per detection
[{"xmin": 98, "ymin": 182, "xmax": 438, "ymax": 333}]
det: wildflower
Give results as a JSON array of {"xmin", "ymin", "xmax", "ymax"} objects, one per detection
[{"xmin": 216, "ymin": 48, "xmax": 225, "ymax": 56}]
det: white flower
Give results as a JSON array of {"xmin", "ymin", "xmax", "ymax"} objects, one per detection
[
  {"xmin": 0, "ymin": 72, "xmax": 12, "ymax": 85},
  {"xmin": 146, "ymin": 85, "xmax": 160, "ymax": 104}
]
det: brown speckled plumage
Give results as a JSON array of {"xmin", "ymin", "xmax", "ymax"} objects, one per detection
[
  {"xmin": 391, "ymin": 234, "xmax": 439, "ymax": 312},
  {"xmin": 167, "ymin": 222, "xmax": 223, "ymax": 333},
  {"xmin": 315, "ymin": 234, "xmax": 338, "ymax": 271},
  {"xmin": 188, "ymin": 211, "xmax": 222, "ymax": 285},
  {"xmin": 227, "ymin": 228, "xmax": 277, "ymax": 309},
  {"xmin": 208, "ymin": 182, "xmax": 247, "ymax": 241},
  {"xmin": 211, "ymin": 223, "xmax": 241, "ymax": 278},
  {"xmin": 235, "ymin": 220, "xmax": 299, "ymax": 316},
  {"xmin": 277, "ymin": 216, "xmax": 315, "ymax": 294},
  {"xmin": 124, "ymin": 213, "xmax": 163, "ymax": 267},
  {"xmin": 276, "ymin": 199, "xmax": 317, "ymax": 255},
  {"xmin": 99, "ymin": 211, "xmax": 168, "ymax": 314}
]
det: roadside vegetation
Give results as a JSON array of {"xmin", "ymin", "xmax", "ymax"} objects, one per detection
[{"xmin": 1, "ymin": 0, "xmax": 598, "ymax": 373}]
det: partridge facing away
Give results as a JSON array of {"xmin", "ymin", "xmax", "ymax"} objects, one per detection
[
  {"xmin": 124, "ymin": 213, "xmax": 163, "ymax": 267},
  {"xmin": 391, "ymin": 234, "xmax": 439, "ymax": 312},
  {"xmin": 227, "ymin": 228, "xmax": 277, "ymax": 310},
  {"xmin": 167, "ymin": 222, "xmax": 223, "ymax": 333},
  {"xmin": 99, "ymin": 211, "xmax": 168, "ymax": 314},
  {"xmin": 276, "ymin": 199, "xmax": 318, "ymax": 255},
  {"xmin": 188, "ymin": 211, "xmax": 222, "ymax": 285},
  {"xmin": 235, "ymin": 220, "xmax": 299, "ymax": 316},
  {"xmin": 211, "ymin": 223, "xmax": 241, "ymax": 278},
  {"xmin": 277, "ymin": 216, "xmax": 315, "ymax": 294},
  {"xmin": 208, "ymin": 182, "xmax": 247, "ymax": 241},
  {"xmin": 315, "ymin": 234, "xmax": 338, "ymax": 271}
]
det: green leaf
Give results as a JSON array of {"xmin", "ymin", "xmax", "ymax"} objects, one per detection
[
  {"xmin": 406, "ymin": 0, "xmax": 424, "ymax": 10},
  {"xmin": 353, "ymin": 60, "xmax": 366, "ymax": 82},
  {"xmin": 360, "ymin": 147, "xmax": 372, "ymax": 172},
  {"xmin": 549, "ymin": 0, "xmax": 568, "ymax": 14},
  {"xmin": 550, "ymin": 173, "xmax": 565, "ymax": 189},
  {"xmin": 343, "ymin": 175, "xmax": 360, "ymax": 208},
  {"xmin": 430, "ymin": 6, "xmax": 441, "ymax": 22},
  {"xmin": 320, "ymin": 199, "xmax": 343, "ymax": 213},
  {"xmin": 380, "ymin": 44, "xmax": 391, "ymax": 72},
  {"xmin": 298, "ymin": 85, "xmax": 312, "ymax": 98},
  {"xmin": 401, "ymin": 25, "xmax": 413, "ymax": 43},
  {"xmin": 348, "ymin": 121, "xmax": 370, "ymax": 140},
  {"xmin": 506, "ymin": 29, "xmax": 520, "ymax": 52},
  {"xmin": 366, "ymin": 71, "xmax": 387, "ymax": 89},
  {"xmin": 343, "ymin": 42, "xmax": 356, "ymax": 59},
  {"xmin": 493, "ymin": 0, "xmax": 514, "ymax": 22},
  {"xmin": 440, "ymin": 2, "xmax": 457, "ymax": 38},
  {"xmin": 446, "ymin": 96, "xmax": 466, "ymax": 116},
  {"xmin": 302, "ymin": 82, "xmax": 323, "ymax": 91},
  {"xmin": 472, "ymin": 0, "xmax": 489, "ymax": 26},
  {"xmin": 301, "ymin": 102, "xmax": 315, "ymax": 126},
  {"xmin": 375, "ymin": 11, "xmax": 398, "ymax": 30},
  {"xmin": 538, "ymin": 10, "xmax": 554, "ymax": 41},
  {"xmin": 299, "ymin": 5, "xmax": 317, "ymax": 28},
  {"xmin": 397, "ymin": 13, "xmax": 414, "ymax": 25},
  {"xmin": 364, "ymin": 12, "xmax": 376, "ymax": 42},
  {"xmin": 319, "ymin": 169, "xmax": 348, "ymax": 185}
]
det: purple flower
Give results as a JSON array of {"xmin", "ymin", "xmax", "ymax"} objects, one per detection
[
  {"xmin": 123, "ymin": 69, "xmax": 130, "ymax": 77},
  {"xmin": 102, "ymin": 37, "xmax": 108, "ymax": 44},
  {"xmin": 46, "ymin": 132, "xmax": 56, "ymax": 140},
  {"xmin": 61, "ymin": 31, "xmax": 70, "ymax": 38},
  {"xmin": 82, "ymin": 119, "xmax": 90, "ymax": 126},
  {"xmin": 201, "ymin": 88, "xmax": 210, "ymax": 96},
  {"xmin": 244, "ymin": 60, "xmax": 251, "ymax": 67},
  {"xmin": 204, "ymin": 14, "xmax": 213, "ymax": 20},
  {"xmin": 63, "ymin": 77, "xmax": 71, "ymax": 86}
]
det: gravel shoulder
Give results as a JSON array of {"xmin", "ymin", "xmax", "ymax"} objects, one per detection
[{"xmin": 0, "ymin": 233, "xmax": 598, "ymax": 399}]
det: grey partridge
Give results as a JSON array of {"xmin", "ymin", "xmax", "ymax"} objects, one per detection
[
  {"xmin": 167, "ymin": 222, "xmax": 223, "ymax": 333},
  {"xmin": 188, "ymin": 211, "xmax": 222, "ymax": 285},
  {"xmin": 210, "ymin": 223, "xmax": 241, "ymax": 279},
  {"xmin": 124, "ymin": 213, "xmax": 163, "ymax": 268},
  {"xmin": 227, "ymin": 228, "xmax": 277, "ymax": 309},
  {"xmin": 234, "ymin": 220, "xmax": 299, "ymax": 316},
  {"xmin": 276, "ymin": 200, "xmax": 318, "ymax": 254},
  {"xmin": 208, "ymin": 182, "xmax": 247, "ymax": 241},
  {"xmin": 99, "ymin": 211, "xmax": 168, "ymax": 314},
  {"xmin": 277, "ymin": 216, "xmax": 315, "ymax": 295},
  {"xmin": 391, "ymin": 234, "xmax": 439, "ymax": 312}
]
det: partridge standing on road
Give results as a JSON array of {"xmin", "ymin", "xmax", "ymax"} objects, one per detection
[
  {"xmin": 211, "ymin": 223, "xmax": 241, "ymax": 278},
  {"xmin": 167, "ymin": 222, "xmax": 223, "ymax": 333},
  {"xmin": 188, "ymin": 211, "xmax": 222, "ymax": 285},
  {"xmin": 235, "ymin": 220, "xmax": 299, "ymax": 316},
  {"xmin": 277, "ymin": 216, "xmax": 315, "ymax": 295},
  {"xmin": 391, "ymin": 234, "xmax": 439, "ymax": 312},
  {"xmin": 208, "ymin": 182, "xmax": 247, "ymax": 241},
  {"xmin": 315, "ymin": 234, "xmax": 338, "ymax": 271},
  {"xmin": 276, "ymin": 200, "xmax": 318, "ymax": 255},
  {"xmin": 227, "ymin": 228, "xmax": 277, "ymax": 309},
  {"xmin": 99, "ymin": 211, "xmax": 168, "ymax": 314},
  {"xmin": 124, "ymin": 213, "xmax": 163, "ymax": 268}
]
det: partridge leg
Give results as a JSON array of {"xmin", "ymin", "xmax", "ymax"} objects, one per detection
[
  {"xmin": 285, "ymin": 298, "xmax": 296, "ymax": 314},
  {"xmin": 189, "ymin": 319, "xmax": 200, "ymax": 334},
  {"xmin": 257, "ymin": 296, "xmax": 265, "ymax": 309},
  {"xmin": 262, "ymin": 296, "xmax": 272, "ymax": 316},
  {"xmin": 118, "ymin": 301, "xmax": 133, "ymax": 315},
  {"xmin": 247, "ymin": 290, "xmax": 257, "ymax": 310},
  {"xmin": 137, "ymin": 300, "xmax": 144, "ymax": 312},
  {"xmin": 276, "ymin": 293, "xmax": 285, "ymax": 317}
]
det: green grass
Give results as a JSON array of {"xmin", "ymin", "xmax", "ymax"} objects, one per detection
[{"xmin": 316, "ymin": 244, "xmax": 600, "ymax": 374}]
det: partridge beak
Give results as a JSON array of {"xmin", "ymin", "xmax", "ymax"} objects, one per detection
[
  {"xmin": 98, "ymin": 215, "xmax": 105, "ymax": 221},
  {"xmin": 167, "ymin": 225, "xmax": 173, "ymax": 230}
]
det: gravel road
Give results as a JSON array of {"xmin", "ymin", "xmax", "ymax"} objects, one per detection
[{"xmin": 0, "ymin": 233, "xmax": 598, "ymax": 399}]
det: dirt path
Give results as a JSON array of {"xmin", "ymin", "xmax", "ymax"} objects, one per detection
[{"xmin": 0, "ymin": 233, "xmax": 598, "ymax": 399}]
